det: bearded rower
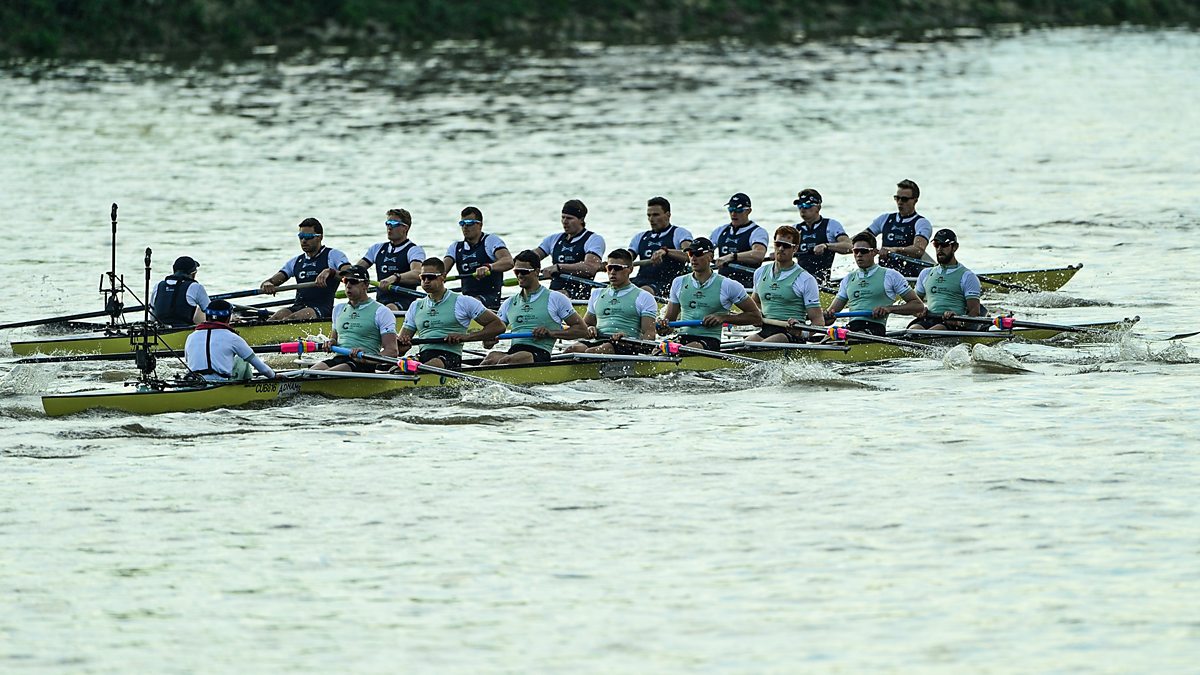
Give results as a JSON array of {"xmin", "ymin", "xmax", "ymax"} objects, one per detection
[
  {"xmin": 398, "ymin": 258, "xmax": 505, "ymax": 370},
  {"xmin": 355, "ymin": 208, "xmax": 426, "ymax": 311},
  {"xmin": 311, "ymin": 266, "xmax": 399, "ymax": 372},
  {"xmin": 480, "ymin": 250, "xmax": 586, "ymax": 365},
  {"xmin": 566, "ymin": 248, "xmax": 660, "ymax": 355},
  {"xmin": 746, "ymin": 226, "xmax": 825, "ymax": 343},
  {"xmin": 824, "ymin": 232, "xmax": 924, "ymax": 337},
  {"xmin": 908, "ymin": 229, "xmax": 986, "ymax": 331},
  {"xmin": 183, "ymin": 300, "xmax": 276, "ymax": 381},
  {"xmin": 259, "ymin": 218, "xmax": 351, "ymax": 321},
  {"xmin": 659, "ymin": 237, "xmax": 762, "ymax": 351}
]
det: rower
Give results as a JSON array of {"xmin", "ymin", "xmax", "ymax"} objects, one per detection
[
  {"xmin": 534, "ymin": 199, "xmax": 606, "ymax": 300},
  {"xmin": 824, "ymin": 232, "xmax": 924, "ymax": 337},
  {"xmin": 259, "ymin": 218, "xmax": 351, "ymax": 321},
  {"xmin": 355, "ymin": 208, "xmax": 426, "ymax": 311},
  {"xmin": 183, "ymin": 299, "xmax": 276, "ymax": 381},
  {"xmin": 566, "ymin": 248, "xmax": 660, "ymax": 355},
  {"xmin": 443, "ymin": 206, "xmax": 513, "ymax": 311},
  {"xmin": 480, "ymin": 250, "xmax": 586, "ymax": 365},
  {"xmin": 908, "ymin": 229, "xmax": 986, "ymax": 331},
  {"xmin": 658, "ymin": 237, "xmax": 762, "ymax": 351},
  {"xmin": 792, "ymin": 188, "xmax": 851, "ymax": 284},
  {"xmin": 628, "ymin": 196, "xmax": 693, "ymax": 297},
  {"xmin": 149, "ymin": 255, "xmax": 210, "ymax": 326},
  {"xmin": 310, "ymin": 266, "xmax": 399, "ymax": 372},
  {"xmin": 397, "ymin": 258, "xmax": 506, "ymax": 370},
  {"xmin": 711, "ymin": 192, "xmax": 768, "ymax": 288},
  {"xmin": 746, "ymin": 226, "xmax": 825, "ymax": 343},
  {"xmin": 868, "ymin": 178, "xmax": 933, "ymax": 278}
]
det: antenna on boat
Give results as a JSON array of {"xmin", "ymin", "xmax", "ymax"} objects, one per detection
[
  {"xmin": 133, "ymin": 247, "xmax": 159, "ymax": 384},
  {"xmin": 101, "ymin": 203, "xmax": 125, "ymax": 328}
]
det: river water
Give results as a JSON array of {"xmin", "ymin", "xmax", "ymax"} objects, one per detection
[{"xmin": 2, "ymin": 27, "xmax": 1198, "ymax": 672}]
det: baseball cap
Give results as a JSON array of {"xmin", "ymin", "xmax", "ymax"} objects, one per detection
[
  {"xmin": 173, "ymin": 256, "xmax": 199, "ymax": 274},
  {"xmin": 725, "ymin": 193, "xmax": 751, "ymax": 209},
  {"xmin": 689, "ymin": 237, "xmax": 715, "ymax": 254},
  {"xmin": 339, "ymin": 265, "xmax": 371, "ymax": 282},
  {"xmin": 932, "ymin": 228, "xmax": 958, "ymax": 244},
  {"xmin": 793, "ymin": 189, "xmax": 823, "ymax": 206}
]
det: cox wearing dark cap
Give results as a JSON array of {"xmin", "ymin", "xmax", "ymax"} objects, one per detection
[
  {"xmin": 150, "ymin": 255, "xmax": 211, "ymax": 327},
  {"xmin": 533, "ymin": 198, "xmax": 607, "ymax": 300},
  {"xmin": 908, "ymin": 228, "xmax": 987, "ymax": 331},
  {"xmin": 711, "ymin": 193, "xmax": 768, "ymax": 288},
  {"xmin": 790, "ymin": 188, "xmax": 851, "ymax": 283}
]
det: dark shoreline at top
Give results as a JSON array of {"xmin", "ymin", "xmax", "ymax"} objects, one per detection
[{"xmin": 2, "ymin": 0, "xmax": 1197, "ymax": 62}]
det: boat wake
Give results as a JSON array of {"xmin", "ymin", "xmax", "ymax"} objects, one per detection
[
  {"xmin": 990, "ymin": 292, "xmax": 1113, "ymax": 308},
  {"xmin": 0, "ymin": 364, "xmax": 57, "ymax": 395},
  {"xmin": 942, "ymin": 343, "xmax": 1035, "ymax": 373}
]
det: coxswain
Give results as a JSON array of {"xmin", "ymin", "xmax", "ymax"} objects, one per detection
[
  {"xmin": 908, "ymin": 229, "xmax": 986, "ymax": 331},
  {"xmin": 867, "ymin": 178, "xmax": 933, "ymax": 278},
  {"xmin": 480, "ymin": 250, "xmax": 586, "ymax": 365},
  {"xmin": 355, "ymin": 208, "xmax": 426, "ymax": 311},
  {"xmin": 746, "ymin": 226, "xmax": 825, "ymax": 343},
  {"xmin": 791, "ymin": 188, "xmax": 851, "ymax": 284},
  {"xmin": 658, "ymin": 237, "xmax": 762, "ymax": 351},
  {"xmin": 824, "ymin": 232, "xmax": 924, "ymax": 337},
  {"xmin": 149, "ymin": 255, "xmax": 210, "ymax": 326},
  {"xmin": 710, "ymin": 192, "xmax": 768, "ymax": 288},
  {"xmin": 628, "ymin": 196, "xmax": 693, "ymax": 297},
  {"xmin": 534, "ymin": 199, "xmax": 606, "ymax": 300},
  {"xmin": 443, "ymin": 206, "xmax": 513, "ymax": 311},
  {"xmin": 566, "ymin": 248, "xmax": 660, "ymax": 355},
  {"xmin": 259, "ymin": 218, "xmax": 351, "ymax": 321},
  {"xmin": 183, "ymin": 299, "xmax": 276, "ymax": 381},
  {"xmin": 397, "ymin": 258, "xmax": 506, "ymax": 370},
  {"xmin": 311, "ymin": 266, "xmax": 399, "ymax": 372}
]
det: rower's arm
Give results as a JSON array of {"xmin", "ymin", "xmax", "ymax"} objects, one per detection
[
  {"xmin": 391, "ymin": 260, "xmax": 423, "ymax": 286},
  {"xmin": 888, "ymin": 289, "xmax": 926, "ymax": 317},
  {"xmin": 806, "ymin": 306, "xmax": 825, "ymax": 327},
  {"xmin": 827, "ymin": 234, "xmax": 853, "ymax": 254},
  {"xmin": 554, "ymin": 252, "xmax": 602, "ymax": 276},
  {"xmin": 355, "ymin": 257, "xmax": 372, "ymax": 269},
  {"xmin": 664, "ymin": 303, "xmax": 681, "ymax": 322},
  {"xmin": 825, "ymin": 296, "xmax": 847, "ymax": 317},
  {"xmin": 638, "ymin": 316, "xmax": 656, "ymax": 340},
  {"xmin": 380, "ymin": 333, "xmax": 399, "ymax": 358},
  {"xmin": 965, "ymin": 297, "xmax": 983, "ymax": 318},
  {"xmin": 556, "ymin": 312, "xmax": 588, "ymax": 340},
  {"xmin": 191, "ymin": 306, "xmax": 206, "ymax": 324},
  {"xmin": 724, "ymin": 297, "xmax": 762, "ymax": 326},
  {"xmin": 442, "ymin": 256, "xmax": 457, "ymax": 274},
  {"xmin": 397, "ymin": 326, "xmax": 414, "ymax": 347},
  {"xmin": 884, "ymin": 235, "xmax": 929, "ymax": 261},
  {"xmin": 663, "ymin": 240, "xmax": 692, "ymax": 263},
  {"xmin": 740, "ymin": 243, "xmax": 768, "ymax": 268},
  {"xmin": 490, "ymin": 248, "xmax": 514, "ymax": 274},
  {"xmin": 260, "ymin": 270, "xmax": 287, "ymax": 293},
  {"xmin": 472, "ymin": 310, "xmax": 506, "ymax": 341}
]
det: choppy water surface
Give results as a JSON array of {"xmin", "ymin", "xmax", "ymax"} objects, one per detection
[{"xmin": 2, "ymin": 28, "xmax": 1199, "ymax": 672}]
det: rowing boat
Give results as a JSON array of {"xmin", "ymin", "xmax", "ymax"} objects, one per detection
[
  {"xmin": 39, "ymin": 317, "xmax": 1135, "ymax": 416},
  {"xmin": 10, "ymin": 318, "xmax": 332, "ymax": 357}
]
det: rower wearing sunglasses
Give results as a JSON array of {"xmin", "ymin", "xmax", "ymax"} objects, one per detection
[
  {"xmin": 867, "ymin": 179, "xmax": 933, "ymax": 278},
  {"xmin": 534, "ymin": 199, "xmax": 606, "ymax": 300},
  {"xmin": 566, "ymin": 249, "xmax": 660, "ymax": 355},
  {"xmin": 355, "ymin": 208, "xmax": 427, "ymax": 311},
  {"xmin": 443, "ymin": 206, "xmax": 513, "ymax": 311},
  {"xmin": 824, "ymin": 232, "xmax": 925, "ymax": 337},
  {"xmin": 746, "ymin": 226, "xmax": 825, "ymax": 343},
  {"xmin": 791, "ymin": 188, "xmax": 851, "ymax": 284},
  {"xmin": 711, "ymin": 192, "xmax": 769, "ymax": 288},
  {"xmin": 259, "ymin": 218, "xmax": 351, "ymax": 321},
  {"xmin": 480, "ymin": 250, "xmax": 587, "ymax": 365},
  {"xmin": 658, "ymin": 237, "xmax": 762, "ymax": 351},
  {"xmin": 310, "ymin": 266, "xmax": 399, "ymax": 372},
  {"xmin": 908, "ymin": 229, "xmax": 987, "ymax": 331},
  {"xmin": 397, "ymin": 258, "xmax": 506, "ymax": 370}
]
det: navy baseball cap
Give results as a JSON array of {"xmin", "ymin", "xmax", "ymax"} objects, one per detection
[
  {"xmin": 725, "ymin": 193, "xmax": 751, "ymax": 209},
  {"xmin": 932, "ymin": 229, "xmax": 958, "ymax": 244},
  {"xmin": 173, "ymin": 256, "xmax": 200, "ymax": 273}
]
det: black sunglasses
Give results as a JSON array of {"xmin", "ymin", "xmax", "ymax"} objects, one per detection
[
  {"xmin": 893, "ymin": 195, "xmax": 915, "ymax": 203},
  {"xmin": 419, "ymin": 273, "xmax": 441, "ymax": 281},
  {"xmin": 686, "ymin": 249, "xmax": 711, "ymax": 257},
  {"xmin": 513, "ymin": 268, "xmax": 536, "ymax": 276},
  {"xmin": 851, "ymin": 248, "xmax": 875, "ymax": 254},
  {"xmin": 606, "ymin": 264, "xmax": 630, "ymax": 272},
  {"xmin": 773, "ymin": 240, "xmax": 796, "ymax": 249}
]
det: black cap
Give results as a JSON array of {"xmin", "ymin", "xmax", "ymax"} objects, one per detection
[
  {"xmin": 793, "ymin": 189, "xmax": 823, "ymax": 206},
  {"xmin": 725, "ymin": 193, "xmax": 751, "ymax": 209},
  {"xmin": 932, "ymin": 228, "xmax": 958, "ymax": 244},
  {"xmin": 339, "ymin": 264, "xmax": 371, "ymax": 281},
  {"xmin": 690, "ymin": 237, "xmax": 715, "ymax": 254},
  {"xmin": 205, "ymin": 299, "xmax": 232, "ymax": 320},
  {"xmin": 173, "ymin": 256, "xmax": 200, "ymax": 274}
]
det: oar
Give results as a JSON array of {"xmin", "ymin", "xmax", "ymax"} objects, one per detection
[
  {"xmin": 761, "ymin": 318, "xmax": 937, "ymax": 352},
  {"xmin": 410, "ymin": 331, "xmax": 533, "ymax": 345},
  {"xmin": 947, "ymin": 314, "xmax": 1119, "ymax": 335},
  {"xmin": 611, "ymin": 335, "xmax": 762, "ymax": 365},
  {"xmin": 887, "ymin": 253, "xmax": 1041, "ymax": 293},
  {"xmin": 327, "ymin": 345, "xmax": 545, "ymax": 395},
  {"xmin": 15, "ymin": 340, "xmax": 323, "ymax": 364},
  {"xmin": 0, "ymin": 282, "xmax": 321, "ymax": 331}
]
